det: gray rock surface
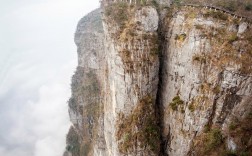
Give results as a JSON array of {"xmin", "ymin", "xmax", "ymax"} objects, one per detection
[{"xmin": 66, "ymin": 2, "xmax": 252, "ymax": 156}]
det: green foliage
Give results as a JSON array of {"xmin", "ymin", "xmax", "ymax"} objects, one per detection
[
  {"xmin": 175, "ymin": 33, "xmax": 187, "ymax": 42},
  {"xmin": 229, "ymin": 122, "xmax": 239, "ymax": 131},
  {"xmin": 174, "ymin": 0, "xmax": 182, "ymax": 5},
  {"xmin": 105, "ymin": 2, "xmax": 129, "ymax": 27},
  {"xmin": 170, "ymin": 96, "xmax": 184, "ymax": 111},
  {"xmin": 203, "ymin": 124, "xmax": 211, "ymax": 133},
  {"xmin": 151, "ymin": 0, "xmax": 159, "ymax": 8},
  {"xmin": 188, "ymin": 103, "xmax": 195, "ymax": 112},
  {"xmin": 205, "ymin": 128, "xmax": 223, "ymax": 152},
  {"xmin": 116, "ymin": 95, "xmax": 160, "ymax": 154},
  {"xmin": 222, "ymin": 150, "xmax": 238, "ymax": 156},
  {"xmin": 192, "ymin": 54, "xmax": 207, "ymax": 64},
  {"xmin": 240, "ymin": 151, "xmax": 250, "ymax": 156},
  {"xmin": 68, "ymin": 97, "xmax": 78, "ymax": 112},
  {"xmin": 245, "ymin": 3, "xmax": 252, "ymax": 11},
  {"xmin": 219, "ymin": 0, "xmax": 238, "ymax": 12},
  {"xmin": 66, "ymin": 127, "xmax": 80, "ymax": 155},
  {"xmin": 204, "ymin": 11, "xmax": 228, "ymax": 20},
  {"xmin": 179, "ymin": 0, "xmax": 252, "ymax": 18},
  {"xmin": 228, "ymin": 34, "xmax": 238, "ymax": 43},
  {"xmin": 213, "ymin": 86, "xmax": 221, "ymax": 94}
]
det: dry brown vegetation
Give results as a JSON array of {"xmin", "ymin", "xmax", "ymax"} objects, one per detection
[
  {"xmin": 179, "ymin": 0, "xmax": 252, "ymax": 17},
  {"xmin": 191, "ymin": 111, "xmax": 252, "ymax": 156},
  {"xmin": 116, "ymin": 95, "xmax": 160, "ymax": 154},
  {"xmin": 192, "ymin": 23, "xmax": 252, "ymax": 75}
]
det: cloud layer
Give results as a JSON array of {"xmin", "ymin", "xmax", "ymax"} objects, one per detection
[{"xmin": 0, "ymin": 0, "xmax": 100, "ymax": 155}]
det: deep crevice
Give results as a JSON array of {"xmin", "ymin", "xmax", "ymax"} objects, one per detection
[{"xmin": 155, "ymin": 8, "xmax": 170, "ymax": 156}]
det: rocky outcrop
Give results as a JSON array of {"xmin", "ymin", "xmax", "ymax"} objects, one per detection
[
  {"xmin": 65, "ymin": 8, "xmax": 106, "ymax": 156},
  {"xmin": 65, "ymin": 1, "xmax": 252, "ymax": 156},
  {"xmin": 102, "ymin": 3, "xmax": 161, "ymax": 155},
  {"xmin": 159, "ymin": 6, "xmax": 252, "ymax": 155}
]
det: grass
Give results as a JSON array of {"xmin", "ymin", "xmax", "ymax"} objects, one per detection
[
  {"xmin": 193, "ymin": 127, "xmax": 224, "ymax": 155},
  {"xmin": 228, "ymin": 34, "xmax": 238, "ymax": 43},
  {"xmin": 203, "ymin": 11, "xmax": 228, "ymax": 20},
  {"xmin": 175, "ymin": 33, "xmax": 187, "ymax": 42},
  {"xmin": 217, "ymin": 0, "xmax": 238, "ymax": 12},
  {"xmin": 195, "ymin": 24, "xmax": 204, "ymax": 30},
  {"xmin": 192, "ymin": 54, "xmax": 207, "ymax": 64},
  {"xmin": 193, "ymin": 110, "xmax": 252, "ymax": 155},
  {"xmin": 191, "ymin": 14, "xmax": 252, "ymax": 75},
  {"xmin": 105, "ymin": 2, "xmax": 129, "ymax": 28},
  {"xmin": 206, "ymin": 128, "xmax": 223, "ymax": 151},
  {"xmin": 221, "ymin": 150, "xmax": 238, "ymax": 156},
  {"xmin": 116, "ymin": 95, "xmax": 160, "ymax": 154},
  {"xmin": 177, "ymin": 0, "xmax": 252, "ymax": 18},
  {"xmin": 188, "ymin": 102, "xmax": 195, "ymax": 112},
  {"xmin": 245, "ymin": 3, "xmax": 252, "ymax": 11},
  {"xmin": 228, "ymin": 114, "xmax": 252, "ymax": 155},
  {"xmin": 170, "ymin": 96, "xmax": 184, "ymax": 111},
  {"xmin": 229, "ymin": 122, "xmax": 239, "ymax": 131},
  {"xmin": 213, "ymin": 86, "xmax": 221, "ymax": 94}
]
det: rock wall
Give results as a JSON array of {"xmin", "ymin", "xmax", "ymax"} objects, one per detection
[
  {"xmin": 65, "ymin": 1, "xmax": 252, "ymax": 156},
  {"xmin": 65, "ymin": 9, "xmax": 106, "ymax": 156},
  {"xmin": 159, "ymin": 6, "xmax": 252, "ymax": 156},
  {"xmin": 103, "ymin": 3, "xmax": 161, "ymax": 155}
]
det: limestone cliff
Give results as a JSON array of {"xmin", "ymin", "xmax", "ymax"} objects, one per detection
[{"xmin": 65, "ymin": 1, "xmax": 252, "ymax": 156}]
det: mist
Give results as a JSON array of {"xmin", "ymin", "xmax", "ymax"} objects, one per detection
[{"xmin": 0, "ymin": 0, "xmax": 100, "ymax": 155}]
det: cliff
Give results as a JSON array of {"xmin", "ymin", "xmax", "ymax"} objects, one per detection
[{"xmin": 65, "ymin": 1, "xmax": 252, "ymax": 156}]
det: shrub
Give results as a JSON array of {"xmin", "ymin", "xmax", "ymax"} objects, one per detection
[
  {"xmin": 203, "ymin": 124, "xmax": 211, "ymax": 133},
  {"xmin": 188, "ymin": 103, "xmax": 195, "ymax": 112},
  {"xmin": 175, "ymin": 33, "xmax": 187, "ymax": 42},
  {"xmin": 151, "ymin": 0, "xmax": 159, "ymax": 8},
  {"xmin": 207, "ymin": 11, "xmax": 228, "ymax": 20},
  {"xmin": 205, "ymin": 128, "xmax": 223, "ymax": 152},
  {"xmin": 195, "ymin": 24, "xmax": 204, "ymax": 30},
  {"xmin": 213, "ymin": 86, "xmax": 221, "ymax": 94},
  {"xmin": 116, "ymin": 95, "xmax": 160, "ymax": 154},
  {"xmin": 170, "ymin": 96, "xmax": 184, "ymax": 111},
  {"xmin": 240, "ymin": 151, "xmax": 250, "ymax": 156},
  {"xmin": 228, "ymin": 34, "xmax": 238, "ymax": 43},
  {"xmin": 245, "ymin": 3, "xmax": 252, "ymax": 11},
  {"xmin": 192, "ymin": 54, "xmax": 206, "ymax": 64},
  {"xmin": 229, "ymin": 122, "xmax": 238, "ymax": 131},
  {"xmin": 216, "ymin": 0, "xmax": 238, "ymax": 12},
  {"xmin": 105, "ymin": 2, "xmax": 129, "ymax": 27},
  {"xmin": 222, "ymin": 150, "xmax": 238, "ymax": 156},
  {"xmin": 174, "ymin": 0, "xmax": 182, "ymax": 5}
]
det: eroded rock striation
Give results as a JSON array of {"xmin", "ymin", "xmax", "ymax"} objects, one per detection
[{"xmin": 65, "ymin": 1, "xmax": 252, "ymax": 156}]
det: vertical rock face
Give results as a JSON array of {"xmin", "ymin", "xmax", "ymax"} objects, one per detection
[
  {"xmin": 159, "ymin": 6, "xmax": 252, "ymax": 155},
  {"xmin": 102, "ymin": 3, "xmax": 161, "ymax": 155},
  {"xmin": 66, "ymin": 8, "xmax": 106, "ymax": 156},
  {"xmin": 66, "ymin": 1, "xmax": 252, "ymax": 156}
]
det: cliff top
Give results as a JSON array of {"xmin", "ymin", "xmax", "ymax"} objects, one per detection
[{"xmin": 101, "ymin": 0, "xmax": 252, "ymax": 21}]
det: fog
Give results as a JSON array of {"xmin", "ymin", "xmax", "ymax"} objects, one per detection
[{"xmin": 0, "ymin": 0, "xmax": 100, "ymax": 155}]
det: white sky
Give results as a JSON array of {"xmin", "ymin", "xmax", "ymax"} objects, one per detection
[{"xmin": 0, "ymin": 0, "xmax": 100, "ymax": 156}]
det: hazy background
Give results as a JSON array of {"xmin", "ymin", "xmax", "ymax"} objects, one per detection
[{"xmin": 0, "ymin": 0, "xmax": 99, "ymax": 155}]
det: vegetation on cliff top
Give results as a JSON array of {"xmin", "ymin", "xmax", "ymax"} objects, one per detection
[
  {"xmin": 191, "ymin": 15, "xmax": 252, "ymax": 75},
  {"xmin": 176, "ymin": 0, "xmax": 252, "ymax": 17}
]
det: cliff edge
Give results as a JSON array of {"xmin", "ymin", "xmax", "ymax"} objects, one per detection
[{"xmin": 65, "ymin": 1, "xmax": 252, "ymax": 156}]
